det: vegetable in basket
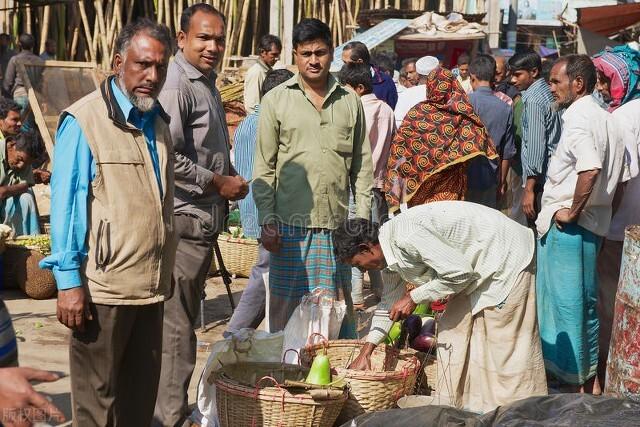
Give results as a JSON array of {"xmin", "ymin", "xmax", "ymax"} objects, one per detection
[{"xmin": 306, "ymin": 349, "xmax": 332, "ymax": 385}]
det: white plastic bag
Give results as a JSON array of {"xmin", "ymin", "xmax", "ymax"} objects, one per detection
[
  {"xmin": 195, "ymin": 329, "xmax": 284, "ymax": 427},
  {"xmin": 281, "ymin": 289, "xmax": 346, "ymax": 364}
]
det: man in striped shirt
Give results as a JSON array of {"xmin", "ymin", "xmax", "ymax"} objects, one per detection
[
  {"xmin": 225, "ymin": 68, "xmax": 294, "ymax": 335},
  {"xmin": 333, "ymin": 202, "xmax": 547, "ymax": 413},
  {"xmin": 509, "ymin": 52, "xmax": 562, "ymax": 226}
]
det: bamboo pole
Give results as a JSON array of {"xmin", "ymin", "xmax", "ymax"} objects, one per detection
[
  {"xmin": 237, "ymin": 0, "xmax": 251, "ymax": 56},
  {"xmin": 39, "ymin": 5, "xmax": 50, "ymax": 55},
  {"xmin": 94, "ymin": 0, "xmax": 111, "ymax": 68},
  {"xmin": 163, "ymin": 0, "xmax": 171, "ymax": 28},
  {"xmin": 78, "ymin": 0, "xmax": 96, "ymax": 62},
  {"xmin": 25, "ymin": 3, "xmax": 31, "ymax": 34},
  {"xmin": 250, "ymin": 0, "xmax": 260, "ymax": 54}
]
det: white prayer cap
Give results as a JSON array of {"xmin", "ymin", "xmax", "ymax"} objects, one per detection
[{"xmin": 415, "ymin": 56, "xmax": 439, "ymax": 76}]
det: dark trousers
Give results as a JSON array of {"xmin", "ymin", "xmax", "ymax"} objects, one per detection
[
  {"xmin": 153, "ymin": 214, "xmax": 214, "ymax": 427},
  {"xmin": 69, "ymin": 302, "xmax": 164, "ymax": 427}
]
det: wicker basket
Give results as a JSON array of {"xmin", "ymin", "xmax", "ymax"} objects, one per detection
[
  {"xmin": 213, "ymin": 362, "xmax": 347, "ymax": 427},
  {"xmin": 3, "ymin": 236, "xmax": 56, "ymax": 299},
  {"xmin": 301, "ymin": 340, "xmax": 420, "ymax": 424},
  {"xmin": 211, "ymin": 235, "xmax": 259, "ymax": 277}
]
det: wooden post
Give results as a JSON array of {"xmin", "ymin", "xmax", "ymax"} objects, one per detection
[
  {"xmin": 282, "ymin": 0, "xmax": 294, "ymax": 65},
  {"xmin": 39, "ymin": 5, "xmax": 50, "ymax": 55}
]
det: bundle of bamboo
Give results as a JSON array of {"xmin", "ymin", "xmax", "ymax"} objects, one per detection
[{"xmin": 0, "ymin": 1, "xmax": 441, "ymax": 69}]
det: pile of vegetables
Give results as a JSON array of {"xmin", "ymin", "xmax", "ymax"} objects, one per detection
[
  {"xmin": 385, "ymin": 304, "xmax": 436, "ymax": 353},
  {"xmin": 8, "ymin": 235, "xmax": 51, "ymax": 256}
]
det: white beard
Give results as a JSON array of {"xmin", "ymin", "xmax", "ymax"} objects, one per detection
[{"xmin": 117, "ymin": 75, "xmax": 156, "ymax": 112}]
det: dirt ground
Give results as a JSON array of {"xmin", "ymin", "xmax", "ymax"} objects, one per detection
[{"xmin": 2, "ymin": 275, "xmax": 250, "ymax": 427}]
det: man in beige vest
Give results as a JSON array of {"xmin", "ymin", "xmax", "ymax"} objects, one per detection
[{"xmin": 40, "ymin": 19, "xmax": 176, "ymax": 426}]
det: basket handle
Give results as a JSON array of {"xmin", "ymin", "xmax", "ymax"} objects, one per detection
[
  {"xmin": 282, "ymin": 348, "xmax": 300, "ymax": 365},
  {"xmin": 253, "ymin": 376, "xmax": 287, "ymax": 416},
  {"xmin": 305, "ymin": 333, "xmax": 329, "ymax": 351}
]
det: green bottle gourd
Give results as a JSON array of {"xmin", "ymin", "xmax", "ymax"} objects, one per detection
[{"xmin": 306, "ymin": 349, "xmax": 332, "ymax": 385}]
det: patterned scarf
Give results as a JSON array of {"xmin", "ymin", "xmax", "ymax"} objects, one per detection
[
  {"xmin": 592, "ymin": 46, "xmax": 640, "ymax": 112},
  {"xmin": 384, "ymin": 67, "xmax": 497, "ymax": 211}
]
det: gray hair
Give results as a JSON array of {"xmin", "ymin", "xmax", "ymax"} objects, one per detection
[{"xmin": 114, "ymin": 18, "xmax": 172, "ymax": 61}]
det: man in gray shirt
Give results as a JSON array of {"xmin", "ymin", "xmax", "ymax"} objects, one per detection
[{"xmin": 153, "ymin": 4, "xmax": 248, "ymax": 426}]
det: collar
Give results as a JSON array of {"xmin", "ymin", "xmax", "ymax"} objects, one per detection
[
  {"xmin": 285, "ymin": 73, "xmax": 344, "ymax": 99},
  {"xmin": 524, "ymin": 78, "xmax": 546, "ymax": 94},
  {"xmin": 563, "ymin": 94, "xmax": 598, "ymax": 121},
  {"xmin": 378, "ymin": 222, "xmax": 399, "ymax": 269},
  {"xmin": 99, "ymin": 76, "xmax": 170, "ymax": 130},
  {"xmin": 361, "ymin": 93, "xmax": 378, "ymax": 102},
  {"xmin": 174, "ymin": 50, "xmax": 217, "ymax": 83},
  {"xmin": 474, "ymin": 86, "xmax": 493, "ymax": 94},
  {"xmin": 257, "ymin": 59, "xmax": 271, "ymax": 72}
]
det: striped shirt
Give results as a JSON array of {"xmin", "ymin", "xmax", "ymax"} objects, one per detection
[
  {"xmin": 520, "ymin": 78, "xmax": 562, "ymax": 183},
  {"xmin": 367, "ymin": 201, "xmax": 535, "ymax": 345},
  {"xmin": 233, "ymin": 108, "xmax": 260, "ymax": 239}
]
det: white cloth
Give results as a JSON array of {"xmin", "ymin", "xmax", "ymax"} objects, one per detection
[
  {"xmin": 243, "ymin": 59, "xmax": 270, "ymax": 114},
  {"xmin": 415, "ymin": 56, "xmax": 439, "ymax": 76},
  {"xmin": 367, "ymin": 201, "xmax": 535, "ymax": 344},
  {"xmin": 394, "ymin": 84, "xmax": 427, "ymax": 127},
  {"xmin": 457, "ymin": 75, "xmax": 473, "ymax": 94},
  {"xmin": 536, "ymin": 95, "xmax": 626, "ymax": 237},
  {"xmin": 608, "ymin": 99, "xmax": 640, "ymax": 241}
]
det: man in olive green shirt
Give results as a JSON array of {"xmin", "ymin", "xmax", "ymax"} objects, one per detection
[{"xmin": 253, "ymin": 18, "xmax": 373, "ymax": 333}]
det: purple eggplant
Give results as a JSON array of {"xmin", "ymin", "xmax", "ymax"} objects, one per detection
[
  {"xmin": 420, "ymin": 317, "xmax": 435, "ymax": 336},
  {"xmin": 411, "ymin": 333, "xmax": 436, "ymax": 353},
  {"xmin": 404, "ymin": 315, "xmax": 423, "ymax": 342}
]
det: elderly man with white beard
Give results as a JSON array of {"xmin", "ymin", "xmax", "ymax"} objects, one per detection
[{"xmin": 40, "ymin": 19, "xmax": 177, "ymax": 426}]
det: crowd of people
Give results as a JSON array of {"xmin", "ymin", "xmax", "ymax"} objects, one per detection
[{"xmin": 0, "ymin": 2, "xmax": 639, "ymax": 425}]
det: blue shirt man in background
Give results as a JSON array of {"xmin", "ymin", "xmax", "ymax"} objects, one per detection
[{"xmin": 224, "ymin": 68, "xmax": 294, "ymax": 336}]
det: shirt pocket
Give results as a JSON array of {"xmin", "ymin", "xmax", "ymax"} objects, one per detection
[
  {"xmin": 327, "ymin": 125, "xmax": 354, "ymax": 155},
  {"xmin": 93, "ymin": 148, "xmax": 145, "ymax": 189}
]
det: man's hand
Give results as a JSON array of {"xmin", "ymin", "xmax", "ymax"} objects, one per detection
[
  {"xmin": 0, "ymin": 367, "xmax": 66, "ymax": 427},
  {"xmin": 348, "ymin": 342, "xmax": 376, "ymax": 370},
  {"xmin": 261, "ymin": 224, "xmax": 281, "ymax": 253},
  {"xmin": 32, "ymin": 169, "xmax": 51, "ymax": 185},
  {"xmin": 553, "ymin": 208, "xmax": 576, "ymax": 230},
  {"xmin": 497, "ymin": 181, "xmax": 508, "ymax": 202},
  {"xmin": 211, "ymin": 174, "xmax": 249, "ymax": 201},
  {"xmin": 522, "ymin": 187, "xmax": 536, "ymax": 220},
  {"xmin": 389, "ymin": 293, "xmax": 417, "ymax": 322},
  {"xmin": 57, "ymin": 287, "xmax": 92, "ymax": 332}
]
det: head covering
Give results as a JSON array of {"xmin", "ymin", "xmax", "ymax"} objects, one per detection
[
  {"xmin": 592, "ymin": 45, "xmax": 640, "ymax": 111},
  {"xmin": 415, "ymin": 56, "xmax": 439, "ymax": 76},
  {"xmin": 384, "ymin": 68, "xmax": 498, "ymax": 212}
]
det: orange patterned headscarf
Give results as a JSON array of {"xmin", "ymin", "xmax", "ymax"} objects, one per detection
[{"xmin": 384, "ymin": 67, "xmax": 497, "ymax": 212}]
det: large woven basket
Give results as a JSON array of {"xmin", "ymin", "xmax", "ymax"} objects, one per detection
[
  {"xmin": 211, "ymin": 235, "xmax": 259, "ymax": 277},
  {"xmin": 301, "ymin": 340, "xmax": 420, "ymax": 424},
  {"xmin": 213, "ymin": 362, "xmax": 347, "ymax": 427},
  {"xmin": 3, "ymin": 236, "xmax": 56, "ymax": 299}
]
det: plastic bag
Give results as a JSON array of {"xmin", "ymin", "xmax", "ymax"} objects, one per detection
[
  {"xmin": 195, "ymin": 328, "xmax": 284, "ymax": 427},
  {"xmin": 281, "ymin": 289, "xmax": 346, "ymax": 364}
]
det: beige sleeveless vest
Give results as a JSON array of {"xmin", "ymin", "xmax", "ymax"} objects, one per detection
[{"xmin": 63, "ymin": 79, "xmax": 176, "ymax": 305}]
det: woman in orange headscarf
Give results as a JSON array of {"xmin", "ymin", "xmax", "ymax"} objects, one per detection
[{"xmin": 385, "ymin": 67, "xmax": 497, "ymax": 214}]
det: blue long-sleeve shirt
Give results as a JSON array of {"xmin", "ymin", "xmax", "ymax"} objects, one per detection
[
  {"xmin": 372, "ymin": 66, "xmax": 398, "ymax": 110},
  {"xmin": 39, "ymin": 79, "xmax": 163, "ymax": 290}
]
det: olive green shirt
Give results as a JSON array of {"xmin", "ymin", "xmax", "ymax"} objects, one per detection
[{"xmin": 253, "ymin": 73, "xmax": 373, "ymax": 229}]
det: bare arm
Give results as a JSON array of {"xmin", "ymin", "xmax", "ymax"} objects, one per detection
[
  {"xmin": 554, "ymin": 169, "xmax": 600, "ymax": 227},
  {"xmin": 0, "ymin": 182, "xmax": 29, "ymax": 199}
]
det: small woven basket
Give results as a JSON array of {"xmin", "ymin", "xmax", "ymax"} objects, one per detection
[
  {"xmin": 211, "ymin": 235, "xmax": 259, "ymax": 278},
  {"xmin": 213, "ymin": 362, "xmax": 347, "ymax": 427},
  {"xmin": 301, "ymin": 340, "xmax": 420, "ymax": 424}
]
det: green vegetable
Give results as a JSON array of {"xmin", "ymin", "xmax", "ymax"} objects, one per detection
[
  {"xmin": 384, "ymin": 321, "xmax": 402, "ymax": 345},
  {"xmin": 413, "ymin": 304, "xmax": 430, "ymax": 315},
  {"xmin": 9, "ymin": 235, "xmax": 51, "ymax": 255},
  {"xmin": 306, "ymin": 350, "xmax": 332, "ymax": 385}
]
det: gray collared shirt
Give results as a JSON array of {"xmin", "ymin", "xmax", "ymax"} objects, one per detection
[{"xmin": 159, "ymin": 50, "xmax": 231, "ymax": 232}]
